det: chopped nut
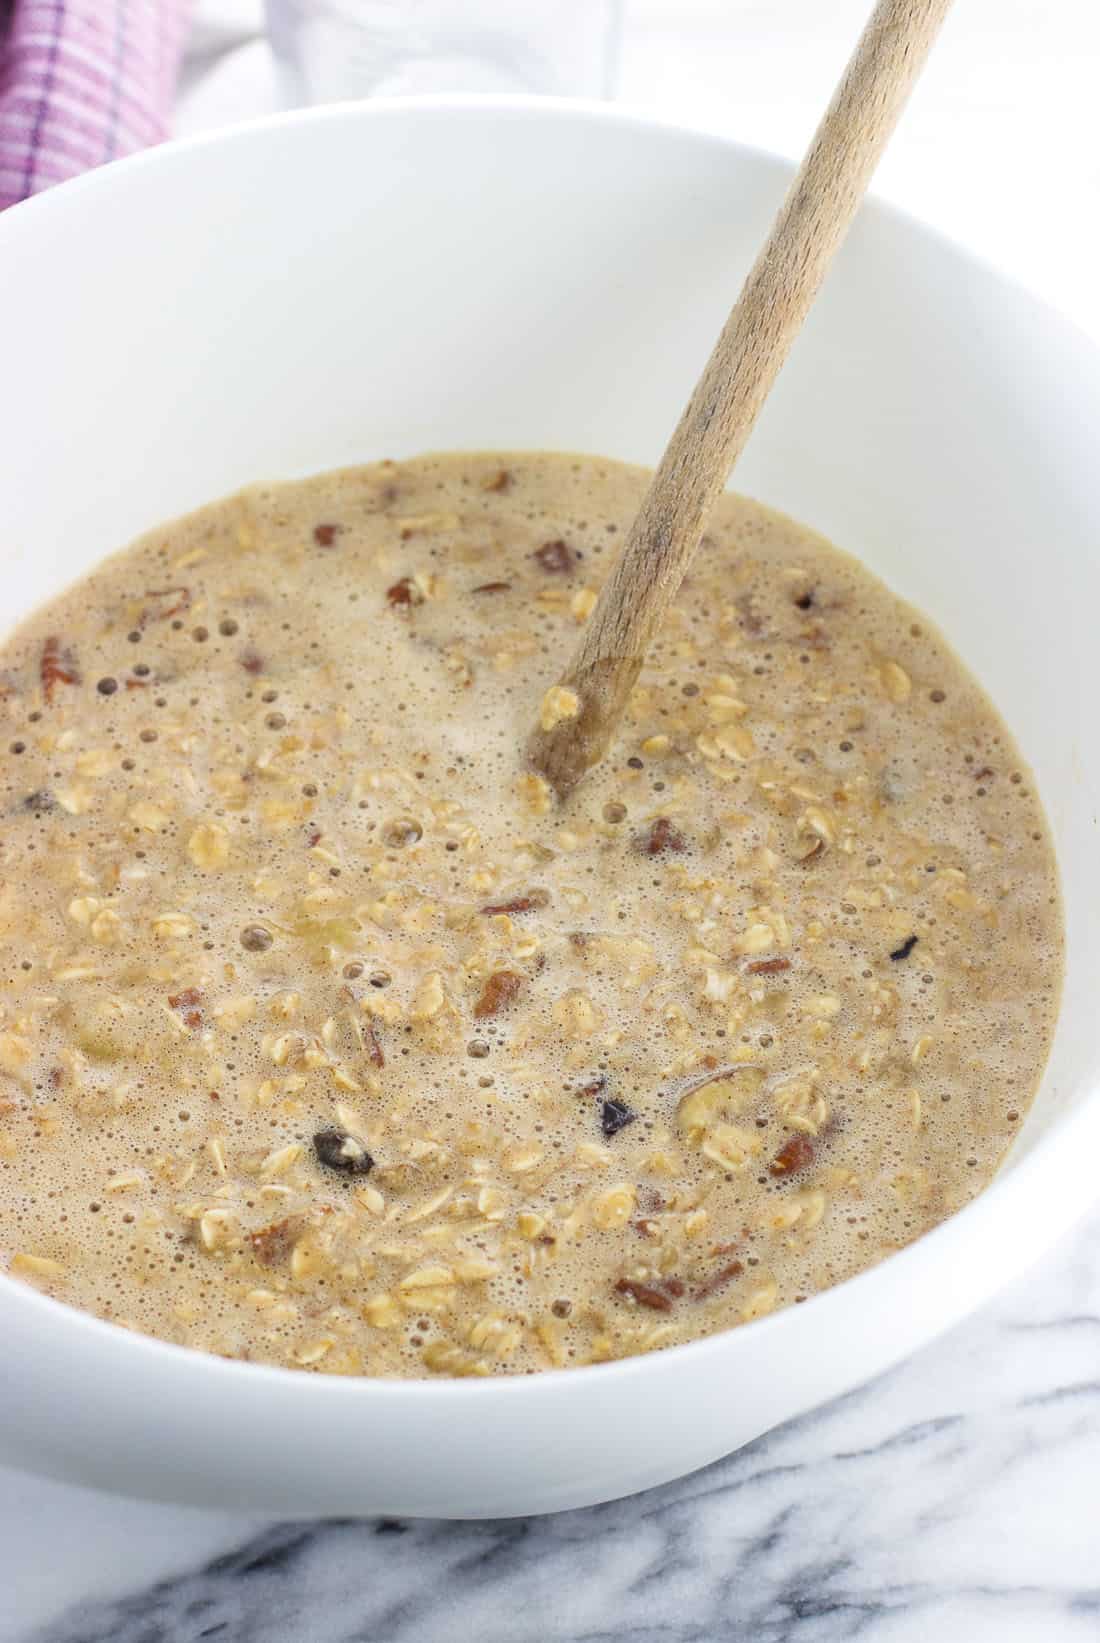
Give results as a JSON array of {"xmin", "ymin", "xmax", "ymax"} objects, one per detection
[
  {"xmin": 474, "ymin": 970, "xmax": 521, "ymax": 1018},
  {"xmin": 770, "ymin": 1134, "xmax": 815, "ymax": 1177},
  {"xmin": 614, "ymin": 1277, "xmax": 675, "ymax": 1312}
]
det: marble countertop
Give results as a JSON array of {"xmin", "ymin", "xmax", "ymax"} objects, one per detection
[
  {"xmin": 7, "ymin": 1204, "xmax": 1100, "ymax": 1641},
  {"xmin": 4, "ymin": 4, "xmax": 1100, "ymax": 1639}
]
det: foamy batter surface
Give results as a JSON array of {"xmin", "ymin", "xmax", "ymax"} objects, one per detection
[{"xmin": 0, "ymin": 454, "xmax": 1061, "ymax": 1376}]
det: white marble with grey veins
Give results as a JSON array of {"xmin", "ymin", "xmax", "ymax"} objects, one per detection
[{"xmin": 3, "ymin": 1202, "xmax": 1100, "ymax": 1643}]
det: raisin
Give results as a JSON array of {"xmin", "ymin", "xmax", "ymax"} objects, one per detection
[
  {"xmin": 472, "ymin": 581, "xmax": 512, "ymax": 594},
  {"xmin": 533, "ymin": 539, "xmax": 576, "ymax": 574},
  {"xmin": 769, "ymin": 1134, "xmax": 815, "ymax": 1177},
  {"xmin": 240, "ymin": 924, "xmax": 273, "ymax": 952},
  {"xmin": 614, "ymin": 1278, "xmax": 674, "ymax": 1312},
  {"xmin": 480, "ymin": 890, "xmax": 549, "ymax": 916},
  {"xmin": 746, "ymin": 957, "xmax": 791, "ymax": 975},
  {"xmin": 313, "ymin": 1127, "xmax": 374, "ymax": 1176},
  {"xmin": 313, "ymin": 523, "xmax": 341, "ymax": 546},
  {"xmin": 635, "ymin": 817, "xmax": 686, "ymax": 856},
  {"xmin": 890, "ymin": 935, "xmax": 918, "ymax": 961},
  {"xmin": 21, "ymin": 788, "xmax": 55, "ymax": 813},
  {"xmin": 600, "ymin": 1098, "xmax": 637, "ymax": 1137},
  {"xmin": 474, "ymin": 970, "xmax": 521, "ymax": 1018},
  {"xmin": 794, "ymin": 591, "xmax": 815, "ymax": 610}
]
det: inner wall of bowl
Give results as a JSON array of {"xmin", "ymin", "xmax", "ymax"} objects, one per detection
[{"xmin": 4, "ymin": 104, "xmax": 1099, "ymax": 1162}]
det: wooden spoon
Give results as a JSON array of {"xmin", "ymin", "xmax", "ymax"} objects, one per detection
[{"xmin": 527, "ymin": 0, "xmax": 954, "ymax": 797}]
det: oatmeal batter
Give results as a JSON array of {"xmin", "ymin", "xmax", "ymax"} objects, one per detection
[{"xmin": 0, "ymin": 454, "xmax": 1061, "ymax": 1376}]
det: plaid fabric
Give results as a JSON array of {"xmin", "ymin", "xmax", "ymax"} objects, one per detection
[{"xmin": 0, "ymin": 0, "xmax": 190, "ymax": 210}]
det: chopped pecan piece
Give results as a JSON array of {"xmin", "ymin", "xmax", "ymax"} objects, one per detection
[
  {"xmin": 472, "ymin": 581, "xmax": 512, "ymax": 595},
  {"xmin": 313, "ymin": 523, "xmax": 341, "ymax": 546},
  {"xmin": 769, "ymin": 1134, "xmax": 815, "ymax": 1177},
  {"xmin": 695, "ymin": 1259, "xmax": 744, "ymax": 1300},
  {"xmin": 249, "ymin": 1217, "xmax": 299, "ymax": 1267},
  {"xmin": 634, "ymin": 817, "xmax": 686, "ymax": 857},
  {"xmin": 746, "ymin": 957, "xmax": 791, "ymax": 975},
  {"xmin": 167, "ymin": 987, "xmax": 204, "ymax": 1030},
  {"xmin": 614, "ymin": 1278, "xmax": 675, "ymax": 1312},
  {"xmin": 481, "ymin": 469, "xmax": 512, "ymax": 492},
  {"xmin": 480, "ymin": 890, "xmax": 549, "ymax": 916},
  {"xmin": 533, "ymin": 539, "xmax": 576, "ymax": 574},
  {"xmin": 386, "ymin": 578, "xmax": 423, "ymax": 610},
  {"xmin": 40, "ymin": 636, "xmax": 80, "ymax": 703},
  {"xmin": 474, "ymin": 970, "xmax": 521, "ymax": 1018},
  {"xmin": 240, "ymin": 647, "xmax": 265, "ymax": 674},
  {"xmin": 140, "ymin": 586, "xmax": 191, "ymax": 625}
]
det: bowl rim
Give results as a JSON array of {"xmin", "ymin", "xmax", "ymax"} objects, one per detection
[{"xmin": 2, "ymin": 91, "xmax": 1097, "ymax": 1406}]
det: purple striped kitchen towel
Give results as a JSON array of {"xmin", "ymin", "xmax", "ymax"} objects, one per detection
[{"xmin": 0, "ymin": 0, "xmax": 190, "ymax": 210}]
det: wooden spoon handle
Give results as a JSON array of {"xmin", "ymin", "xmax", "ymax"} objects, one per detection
[{"xmin": 527, "ymin": 0, "xmax": 954, "ymax": 796}]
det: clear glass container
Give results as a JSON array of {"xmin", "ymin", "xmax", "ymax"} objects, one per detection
[{"xmin": 266, "ymin": 0, "xmax": 623, "ymax": 105}]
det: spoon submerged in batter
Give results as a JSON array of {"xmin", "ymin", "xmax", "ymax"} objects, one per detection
[{"xmin": 527, "ymin": 0, "xmax": 955, "ymax": 798}]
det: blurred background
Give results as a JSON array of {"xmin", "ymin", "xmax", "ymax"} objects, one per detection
[{"xmin": 180, "ymin": 0, "xmax": 1100, "ymax": 341}]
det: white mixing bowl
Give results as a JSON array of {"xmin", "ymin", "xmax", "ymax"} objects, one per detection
[{"xmin": 2, "ymin": 99, "xmax": 1099, "ymax": 1518}]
